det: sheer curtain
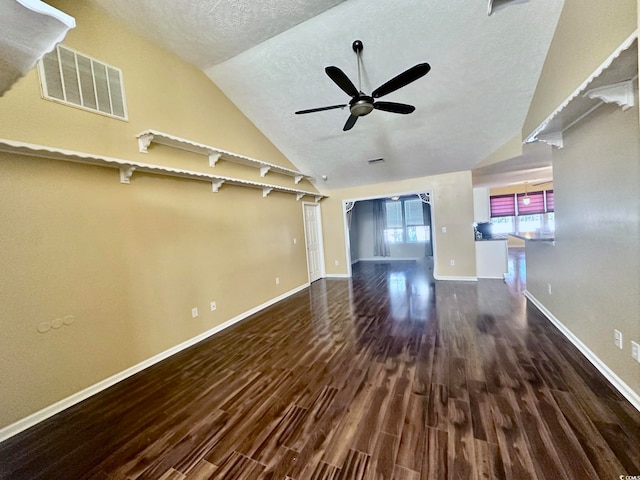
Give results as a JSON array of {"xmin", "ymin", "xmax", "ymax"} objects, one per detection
[{"xmin": 373, "ymin": 199, "xmax": 390, "ymax": 257}]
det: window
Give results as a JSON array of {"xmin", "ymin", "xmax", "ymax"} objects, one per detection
[
  {"xmin": 490, "ymin": 194, "xmax": 516, "ymax": 218},
  {"xmin": 385, "ymin": 198, "xmax": 430, "ymax": 243},
  {"xmin": 490, "ymin": 189, "xmax": 555, "ymax": 234},
  {"xmin": 491, "ymin": 216, "xmax": 515, "ymax": 234},
  {"xmin": 38, "ymin": 45, "xmax": 128, "ymax": 120}
]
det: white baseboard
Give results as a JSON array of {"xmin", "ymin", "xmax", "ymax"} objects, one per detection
[
  {"xmin": 0, "ymin": 283, "xmax": 310, "ymax": 443},
  {"xmin": 434, "ymin": 274, "xmax": 478, "ymax": 282},
  {"xmin": 525, "ymin": 291, "xmax": 640, "ymax": 412},
  {"xmin": 325, "ymin": 273, "xmax": 350, "ymax": 278}
]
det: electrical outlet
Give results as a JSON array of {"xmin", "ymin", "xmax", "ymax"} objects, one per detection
[
  {"xmin": 441, "ymin": 226, "xmax": 447, "ymax": 233},
  {"xmin": 335, "ymin": 260, "xmax": 339, "ymax": 266},
  {"xmin": 547, "ymin": 283, "xmax": 552, "ymax": 295},
  {"xmin": 210, "ymin": 301, "xmax": 217, "ymax": 312},
  {"xmin": 191, "ymin": 307, "xmax": 199, "ymax": 318},
  {"xmin": 450, "ymin": 259, "xmax": 455, "ymax": 266},
  {"xmin": 293, "ymin": 237, "xmax": 297, "ymax": 245},
  {"xmin": 275, "ymin": 277, "xmax": 280, "ymax": 285},
  {"xmin": 614, "ymin": 329, "xmax": 623, "ymax": 349},
  {"xmin": 631, "ymin": 341, "xmax": 640, "ymax": 362}
]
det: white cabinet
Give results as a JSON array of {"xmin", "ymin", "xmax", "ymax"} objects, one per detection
[
  {"xmin": 475, "ymin": 239, "xmax": 508, "ymax": 279},
  {"xmin": 473, "ymin": 187, "xmax": 491, "ymax": 223}
]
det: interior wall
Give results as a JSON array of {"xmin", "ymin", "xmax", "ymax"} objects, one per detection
[
  {"xmin": 526, "ymin": 95, "xmax": 640, "ymax": 399},
  {"xmin": 0, "ymin": 1, "xmax": 314, "ymax": 429},
  {"xmin": 321, "ymin": 170, "xmax": 476, "ymax": 279},
  {"xmin": 523, "ymin": 0, "xmax": 637, "ymax": 138}
]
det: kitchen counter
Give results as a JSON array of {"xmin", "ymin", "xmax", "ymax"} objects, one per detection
[
  {"xmin": 475, "ymin": 234, "xmax": 508, "ymax": 242},
  {"xmin": 510, "ymin": 232, "xmax": 555, "ymax": 242}
]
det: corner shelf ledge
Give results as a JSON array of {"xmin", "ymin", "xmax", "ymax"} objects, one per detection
[
  {"xmin": 137, "ymin": 129, "xmax": 313, "ymax": 184},
  {"xmin": 1, "ymin": 0, "xmax": 76, "ymax": 96},
  {"xmin": 525, "ymin": 32, "xmax": 638, "ymax": 148},
  {"xmin": 0, "ymin": 138, "xmax": 326, "ymax": 202}
]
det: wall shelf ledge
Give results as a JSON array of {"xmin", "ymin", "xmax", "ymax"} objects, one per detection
[
  {"xmin": 0, "ymin": 139, "xmax": 326, "ymax": 201},
  {"xmin": 136, "ymin": 129, "xmax": 313, "ymax": 184},
  {"xmin": 525, "ymin": 33, "xmax": 638, "ymax": 148}
]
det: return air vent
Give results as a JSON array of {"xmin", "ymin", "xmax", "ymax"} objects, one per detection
[
  {"xmin": 38, "ymin": 45, "xmax": 127, "ymax": 120},
  {"xmin": 367, "ymin": 158, "xmax": 385, "ymax": 164}
]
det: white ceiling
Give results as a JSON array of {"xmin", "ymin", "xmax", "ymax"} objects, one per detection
[{"xmin": 88, "ymin": 0, "xmax": 564, "ymax": 189}]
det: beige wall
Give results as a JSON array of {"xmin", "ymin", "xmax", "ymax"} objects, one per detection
[
  {"xmin": 0, "ymin": 1, "xmax": 314, "ymax": 429},
  {"xmin": 321, "ymin": 171, "xmax": 476, "ymax": 280},
  {"xmin": 523, "ymin": 0, "xmax": 637, "ymax": 139},
  {"xmin": 526, "ymin": 98, "xmax": 640, "ymax": 397},
  {"xmin": 521, "ymin": 0, "xmax": 639, "ymax": 401}
]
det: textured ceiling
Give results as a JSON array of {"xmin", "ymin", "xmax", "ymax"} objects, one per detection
[
  {"xmin": 88, "ymin": 0, "xmax": 346, "ymax": 68},
  {"xmin": 88, "ymin": 0, "xmax": 564, "ymax": 189}
]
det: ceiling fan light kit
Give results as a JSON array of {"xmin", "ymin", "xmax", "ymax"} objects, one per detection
[{"xmin": 295, "ymin": 40, "xmax": 431, "ymax": 131}]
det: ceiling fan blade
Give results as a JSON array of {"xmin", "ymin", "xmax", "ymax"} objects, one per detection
[
  {"xmin": 373, "ymin": 101, "xmax": 416, "ymax": 114},
  {"xmin": 343, "ymin": 114, "xmax": 358, "ymax": 131},
  {"xmin": 295, "ymin": 104, "xmax": 348, "ymax": 114},
  {"xmin": 325, "ymin": 66, "xmax": 359, "ymax": 97},
  {"xmin": 371, "ymin": 62, "xmax": 431, "ymax": 99}
]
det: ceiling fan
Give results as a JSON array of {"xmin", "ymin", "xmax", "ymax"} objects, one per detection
[{"xmin": 295, "ymin": 40, "xmax": 431, "ymax": 131}]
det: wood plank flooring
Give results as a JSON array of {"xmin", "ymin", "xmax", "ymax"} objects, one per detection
[{"xmin": 1, "ymin": 253, "xmax": 639, "ymax": 479}]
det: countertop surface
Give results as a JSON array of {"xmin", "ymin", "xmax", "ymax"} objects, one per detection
[
  {"xmin": 475, "ymin": 234, "xmax": 508, "ymax": 242},
  {"xmin": 509, "ymin": 232, "xmax": 555, "ymax": 242}
]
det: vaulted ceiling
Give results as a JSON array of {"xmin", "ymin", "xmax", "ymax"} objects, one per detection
[{"xmin": 88, "ymin": 0, "xmax": 564, "ymax": 189}]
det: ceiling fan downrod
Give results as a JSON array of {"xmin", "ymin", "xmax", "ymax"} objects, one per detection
[{"xmin": 349, "ymin": 40, "xmax": 375, "ymax": 117}]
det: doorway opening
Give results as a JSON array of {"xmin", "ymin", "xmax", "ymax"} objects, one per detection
[{"xmin": 342, "ymin": 191, "xmax": 435, "ymax": 278}]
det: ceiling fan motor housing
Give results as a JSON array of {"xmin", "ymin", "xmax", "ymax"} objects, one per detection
[{"xmin": 350, "ymin": 95, "xmax": 374, "ymax": 116}]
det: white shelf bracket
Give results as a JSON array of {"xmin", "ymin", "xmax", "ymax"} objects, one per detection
[
  {"xmin": 262, "ymin": 187, "xmax": 273, "ymax": 198},
  {"xmin": 294, "ymin": 175, "xmax": 304, "ymax": 185},
  {"xmin": 119, "ymin": 165, "xmax": 136, "ymax": 184},
  {"xmin": 137, "ymin": 133, "xmax": 154, "ymax": 153},
  {"xmin": 584, "ymin": 80, "xmax": 635, "ymax": 110},
  {"xmin": 208, "ymin": 152, "xmax": 222, "ymax": 167},
  {"xmin": 260, "ymin": 166, "xmax": 271, "ymax": 177},
  {"xmin": 296, "ymin": 193, "xmax": 305, "ymax": 201},
  {"xmin": 537, "ymin": 132, "xmax": 564, "ymax": 149},
  {"xmin": 211, "ymin": 179, "xmax": 225, "ymax": 192},
  {"xmin": 314, "ymin": 195, "xmax": 323, "ymax": 203}
]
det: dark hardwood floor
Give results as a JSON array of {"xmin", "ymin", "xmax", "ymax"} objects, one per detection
[{"xmin": 1, "ymin": 253, "xmax": 639, "ymax": 479}]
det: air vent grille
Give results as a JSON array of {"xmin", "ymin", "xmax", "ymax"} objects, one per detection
[
  {"xmin": 368, "ymin": 158, "xmax": 385, "ymax": 164},
  {"xmin": 38, "ymin": 45, "xmax": 127, "ymax": 120}
]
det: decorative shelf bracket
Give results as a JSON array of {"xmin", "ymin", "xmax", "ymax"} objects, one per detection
[
  {"xmin": 137, "ymin": 133, "xmax": 154, "ymax": 153},
  {"xmin": 584, "ymin": 80, "xmax": 635, "ymax": 110},
  {"xmin": 260, "ymin": 166, "xmax": 271, "ymax": 177},
  {"xmin": 119, "ymin": 165, "xmax": 136, "ymax": 184},
  {"xmin": 294, "ymin": 175, "xmax": 304, "ymax": 185},
  {"xmin": 314, "ymin": 195, "xmax": 323, "ymax": 203},
  {"xmin": 537, "ymin": 132, "xmax": 564, "ymax": 149},
  {"xmin": 262, "ymin": 187, "xmax": 273, "ymax": 198},
  {"xmin": 211, "ymin": 179, "xmax": 225, "ymax": 192},
  {"xmin": 208, "ymin": 152, "xmax": 222, "ymax": 167},
  {"xmin": 296, "ymin": 193, "xmax": 305, "ymax": 201}
]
